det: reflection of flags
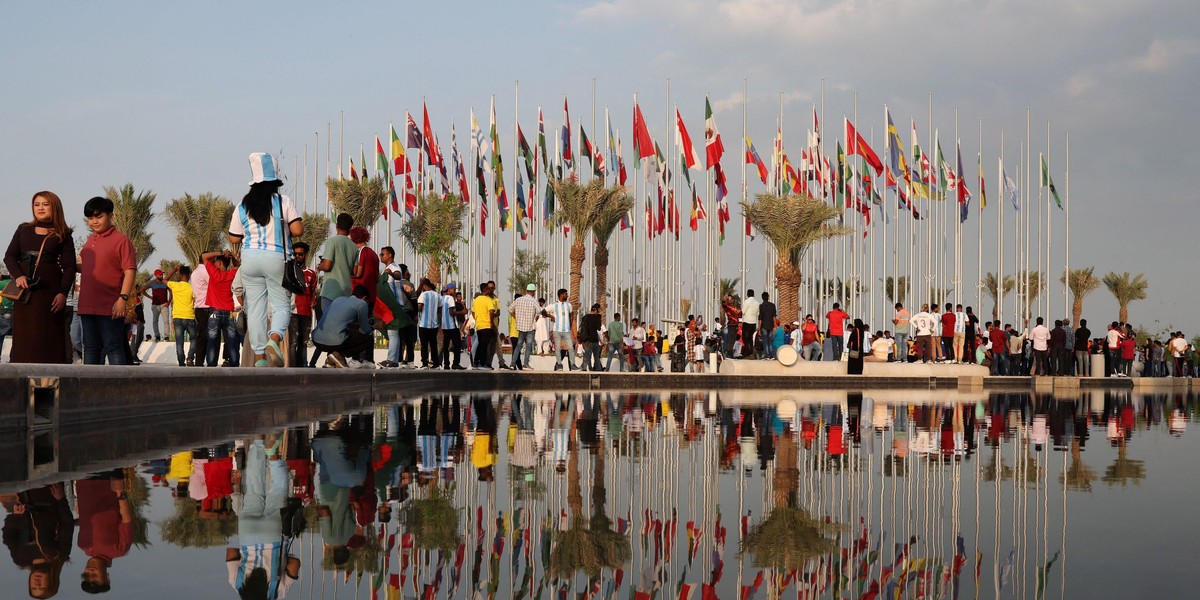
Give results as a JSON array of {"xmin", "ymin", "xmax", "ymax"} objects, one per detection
[
  {"xmin": 1040, "ymin": 154, "xmax": 1063, "ymax": 209},
  {"xmin": 744, "ymin": 136, "xmax": 768, "ymax": 184},
  {"xmin": 845, "ymin": 118, "xmax": 884, "ymax": 175}
]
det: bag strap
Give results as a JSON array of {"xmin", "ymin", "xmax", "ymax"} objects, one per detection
[{"xmin": 29, "ymin": 234, "xmax": 51, "ymax": 276}]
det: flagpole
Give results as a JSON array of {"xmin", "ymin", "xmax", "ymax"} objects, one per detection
[
  {"xmin": 513, "ymin": 80, "xmax": 519, "ymax": 299},
  {"xmin": 998, "ymin": 131, "xmax": 1005, "ymax": 324},
  {"xmin": 1045, "ymin": 119, "xmax": 1053, "ymax": 321},
  {"xmin": 302, "ymin": 143, "xmax": 308, "ymax": 216},
  {"xmin": 1024, "ymin": 108, "xmax": 1031, "ymax": 324},
  {"xmin": 1064, "ymin": 130, "xmax": 1070, "ymax": 321},
  {"xmin": 927, "ymin": 95, "xmax": 934, "ymax": 311},
  {"xmin": 977, "ymin": 118, "xmax": 983, "ymax": 314},
  {"xmin": 337, "ymin": 110, "xmax": 343, "ymax": 217},
  {"xmin": 740, "ymin": 77, "xmax": 748, "ymax": 300}
]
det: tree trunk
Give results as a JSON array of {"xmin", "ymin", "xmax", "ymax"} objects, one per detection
[
  {"xmin": 992, "ymin": 303, "xmax": 999, "ymax": 322},
  {"xmin": 595, "ymin": 243, "xmax": 609, "ymax": 317},
  {"xmin": 1119, "ymin": 304, "xmax": 1128, "ymax": 325},
  {"xmin": 569, "ymin": 238, "xmax": 585, "ymax": 312},
  {"xmin": 775, "ymin": 255, "xmax": 802, "ymax": 325},
  {"xmin": 567, "ymin": 443, "xmax": 581, "ymax": 518},
  {"xmin": 1072, "ymin": 296, "xmax": 1083, "ymax": 328},
  {"xmin": 426, "ymin": 257, "xmax": 441, "ymax": 289}
]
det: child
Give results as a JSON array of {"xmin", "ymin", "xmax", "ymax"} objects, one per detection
[{"xmin": 693, "ymin": 340, "xmax": 706, "ymax": 372}]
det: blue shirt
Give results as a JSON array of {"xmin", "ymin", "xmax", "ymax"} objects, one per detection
[
  {"xmin": 417, "ymin": 290, "xmax": 441, "ymax": 328},
  {"xmin": 440, "ymin": 295, "xmax": 458, "ymax": 330},
  {"xmin": 311, "ymin": 295, "xmax": 370, "ymax": 346},
  {"xmin": 547, "ymin": 301, "xmax": 573, "ymax": 333}
]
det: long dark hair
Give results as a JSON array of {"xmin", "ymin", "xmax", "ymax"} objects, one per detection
[{"xmin": 241, "ymin": 181, "xmax": 283, "ymax": 226}]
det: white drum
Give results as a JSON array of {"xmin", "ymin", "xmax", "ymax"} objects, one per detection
[{"xmin": 776, "ymin": 344, "xmax": 799, "ymax": 367}]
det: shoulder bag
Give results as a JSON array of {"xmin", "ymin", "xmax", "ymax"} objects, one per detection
[
  {"xmin": 275, "ymin": 195, "xmax": 307, "ymax": 295},
  {"xmin": 0, "ymin": 234, "xmax": 50, "ymax": 304}
]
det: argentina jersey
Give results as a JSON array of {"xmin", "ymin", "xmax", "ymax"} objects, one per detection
[
  {"xmin": 417, "ymin": 290, "xmax": 441, "ymax": 328},
  {"xmin": 440, "ymin": 296, "xmax": 457, "ymax": 329}
]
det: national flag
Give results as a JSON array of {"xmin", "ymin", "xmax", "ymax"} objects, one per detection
[
  {"xmin": 406, "ymin": 111, "xmax": 423, "ymax": 151},
  {"xmin": 537, "ymin": 106, "xmax": 548, "ymax": 172},
  {"xmin": 387, "ymin": 177, "xmax": 398, "ymax": 218},
  {"xmin": 715, "ymin": 162, "xmax": 729, "ymax": 242},
  {"xmin": 676, "ymin": 108, "xmax": 701, "ymax": 169},
  {"xmin": 977, "ymin": 152, "xmax": 988, "ymax": 210},
  {"xmin": 689, "ymin": 183, "xmax": 706, "ymax": 231},
  {"xmin": 422, "ymin": 102, "xmax": 443, "ymax": 167},
  {"xmin": 580, "ymin": 125, "xmax": 602, "ymax": 177},
  {"xmin": 704, "ymin": 97, "xmax": 725, "ymax": 168},
  {"xmin": 1002, "ymin": 159, "xmax": 1019, "ymax": 211},
  {"xmin": 390, "ymin": 123, "xmax": 405, "ymax": 175},
  {"xmin": 490, "ymin": 97, "xmax": 509, "ymax": 230},
  {"xmin": 606, "ymin": 108, "xmax": 619, "ymax": 177},
  {"xmin": 515, "ymin": 170, "xmax": 527, "ymax": 238},
  {"xmin": 471, "ymin": 110, "xmax": 489, "ymax": 235},
  {"xmin": 615, "ymin": 127, "xmax": 628, "ymax": 186},
  {"xmin": 374, "ymin": 136, "xmax": 388, "ymax": 184},
  {"xmin": 402, "ymin": 156, "xmax": 418, "ymax": 216},
  {"xmin": 836, "ymin": 141, "xmax": 848, "ymax": 199},
  {"xmin": 451, "ymin": 124, "xmax": 470, "ymax": 203},
  {"xmin": 885, "ymin": 108, "xmax": 909, "ymax": 184},
  {"xmin": 360, "ymin": 146, "xmax": 369, "ymax": 181},
  {"xmin": 348, "ymin": 156, "xmax": 358, "ymax": 181},
  {"xmin": 912, "ymin": 119, "xmax": 936, "ymax": 193},
  {"xmin": 561, "ymin": 97, "xmax": 573, "ymax": 170},
  {"xmin": 1040, "ymin": 154, "xmax": 1063, "ymax": 209},
  {"xmin": 845, "ymin": 118, "xmax": 884, "ymax": 176},
  {"xmin": 632, "ymin": 101, "xmax": 656, "ymax": 160},
  {"xmin": 744, "ymin": 136, "xmax": 768, "ymax": 184},
  {"xmin": 937, "ymin": 136, "xmax": 950, "ymax": 195},
  {"xmin": 517, "ymin": 124, "xmax": 535, "ymax": 181}
]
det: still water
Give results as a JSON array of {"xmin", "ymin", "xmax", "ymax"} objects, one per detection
[{"xmin": 2, "ymin": 389, "xmax": 1196, "ymax": 599}]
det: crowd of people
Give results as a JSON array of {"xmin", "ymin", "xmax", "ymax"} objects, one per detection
[{"xmin": 1, "ymin": 153, "xmax": 1195, "ymax": 375}]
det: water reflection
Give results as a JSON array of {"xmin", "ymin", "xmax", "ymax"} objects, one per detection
[{"xmin": 0, "ymin": 389, "xmax": 1196, "ymax": 599}]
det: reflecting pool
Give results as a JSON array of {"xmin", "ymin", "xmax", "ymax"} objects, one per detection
[{"xmin": 1, "ymin": 389, "xmax": 1197, "ymax": 599}]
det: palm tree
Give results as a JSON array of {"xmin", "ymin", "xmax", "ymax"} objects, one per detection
[
  {"xmin": 104, "ymin": 184, "xmax": 156, "ymax": 267},
  {"xmin": 589, "ymin": 185, "xmax": 635, "ymax": 316},
  {"xmin": 399, "ymin": 192, "xmax": 469, "ymax": 286},
  {"xmin": 550, "ymin": 179, "xmax": 608, "ymax": 311},
  {"xmin": 163, "ymin": 192, "xmax": 235, "ymax": 266},
  {"xmin": 1019, "ymin": 270, "xmax": 1046, "ymax": 321},
  {"xmin": 1061, "ymin": 267, "xmax": 1101, "ymax": 326},
  {"xmin": 296, "ymin": 212, "xmax": 330, "ymax": 269},
  {"xmin": 982, "ymin": 272, "xmax": 1016, "ymax": 321},
  {"xmin": 743, "ymin": 192, "xmax": 850, "ymax": 322},
  {"xmin": 397, "ymin": 482, "xmax": 461, "ymax": 552},
  {"xmin": 719, "ymin": 277, "xmax": 741, "ymax": 307},
  {"xmin": 819, "ymin": 277, "xmax": 869, "ymax": 307},
  {"xmin": 548, "ymin": 432, "xmax": 631, "ymax": 578},
  {"xmin": 1102, "ymin": 271, "xmax": 1148, "ymax": 324},
  {"xmin": 881, "ymin": 275, "xmax": 909, "ymax": 306},
  {"xmin": 326, "ymin": 176, "xmax": 389, "ymax": 235}
]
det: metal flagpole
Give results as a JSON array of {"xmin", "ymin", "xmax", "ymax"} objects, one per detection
[
  {"xmin": 1045, "ymin": 119, "xmax": 1053, "ymax": 320},
  {"xmin": 1064, "ymin": 130, "xmax": 1070, "ymax": 319},
  {"xmin": 1025, "ymin": 108, "xmax": 1031, "ymax": 323},
  {"xmin": 998, "ymin": 131, "xmax": 1005, "ymax": 324},
  {"xmin": 740, "ymin": 78, "xmax": 748, "ymax": 298},
  {"xmin": 977, "ymin": 118, "xmax": 984, "ymax": 313},
  {"xmin": 337, "ymin": 111, "xmax": 343, "ymax": 217}
]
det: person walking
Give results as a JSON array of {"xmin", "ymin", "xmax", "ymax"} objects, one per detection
[
  {"xmin": 229, "ymin": 153, "xmax": 303, "ymax": 367},
  {"xmin": 546, "ymin": 288, "xmax": 578, "ymax": 371},
  {"xmin": 507, "ymin": 284, "xmax": 540, "ymax": 370},
  {"xmin": 604, "ymin": 312, "xmax": 626, "ymax": 372},
  {"xmin": 4, "ymin": 191, "xmax": 77, "ymax": 364},
  {"xmin": 190, "ymin": 252, "xmax": 212, "ymax": 367},
  {"xmin": 287, "ymin": 242, "xmax": 318, "ymax": 367},
  {"xmin": 77, "ymin": 196, "xmax": 136, "ymax": 365},
  {"xmin": 415, "ymin": 279, "xmax": 441, "ymax": 368}
]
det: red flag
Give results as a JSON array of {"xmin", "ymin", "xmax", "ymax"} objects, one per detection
[
  {"xmin": 632, "ymin": 102, "xmax": 655, "ymax": 160},
  {"xmin": 845, "ymin": 118, "xmax": 884, "ymax": 176},
  {"xmin": 422, "ymin": 102, "xmax": 443, "ymax": 167},
  {"xmin": 704, "ymin": 97, "xmax": 724, "ymax": 168},
  {"xmin": 676, "ymin": 108, "xmax": 700, "ymax": 169}
]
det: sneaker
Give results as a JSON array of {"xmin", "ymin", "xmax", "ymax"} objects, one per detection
[
  {"xmin": 553, "ymin": 365, "xmax": 563, "ymax": 371},
  {"xmin": 327, "ymin": 352, "xmax": 348, "ymax": 369},
  {"xmin": 475, "ymin": 365, "xmax": 493, "ymax": 370},
  {"xmin": 498, "ymin": 364, "xmax": 510, "ymax": 370},
  {"xmin": 186, "ymin": 357, "xmax": 194, "ymax": 367},
  {"xmin": 265, "ymin": 339, "xmax": 285, "ymax": 367},
  {"xmin": 351, "ymin": 359, "xmax": 375, "ymax": 369},
  {"xmin": 254, "ymin": 358, "xmax": 269, "ymax": 367},
  {"xmin": 452, "ymin": 365, "xmax": 467, "ymax": 370}
]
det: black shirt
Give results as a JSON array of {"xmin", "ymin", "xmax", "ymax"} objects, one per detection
[
  {"xmin": 579, "ymin": 313, "xmax": 603, "ymax": 343},
  {"xmin": 759, "ymin": 301, "xmax": 777, "ymax": 329},
  {"xmin": 1075, "ymin": 327, "xmax": 1091, "ymax": 345}
]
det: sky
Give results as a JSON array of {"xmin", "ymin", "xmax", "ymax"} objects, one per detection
[{"xmin": 1, "ymin": 0, "xmax": 1196, "ymax": 332}]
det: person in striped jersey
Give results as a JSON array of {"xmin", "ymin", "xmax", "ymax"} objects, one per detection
[
  {"xmin": 415, "ymin": 279, "xmax": 441, "ymax": 368},
  {"xmin": 546, "ymin": 288, "xmax": 578, "ymax": 371}
]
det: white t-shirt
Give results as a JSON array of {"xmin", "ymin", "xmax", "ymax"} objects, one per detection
[
  {"xmin": 912, "ymin": 312, "xmax": 934, "ymax": 336},
  {"xmin": 383, "ymin": 262, "xmax": 404, "ymax": 302},
  {"xmin": 1106, "ymin": 329, "xmax": 1121, "ymax": 349},
  {"xmin": 1030, "ymin": 325, "xmax": 1051, "ymax": 351},
  {"xmin": 741, "ymin": 297, "xmax": 760, "ymax": 324},
  {"xmin": 1170, "ymin": 337, "xmax": 1187, "ymax": 358},
  {"xmin": 954, "ymin": 311, "xmax": 967, "ymax": 334},
  {"xmin": 547, "ymin": 301, "xmax": 573, "ymax": 333},
  {"xmin": 869, "ymin": 338, "xmax": 891, "ymax": 360}
]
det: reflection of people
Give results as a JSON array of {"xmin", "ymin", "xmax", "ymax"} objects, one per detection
[
  {"xmin": 2, "ymin": 483, "xmax": 74, "ymax": 599},
  {"xmin": 76, "ymin": 471, "xmax": 134, "ymax": 594},
  {"xmin": 226, "ymin": 436, "xmax": 300, "ymax": 599},
  {"xmin": 311, "ymin": 421, "xmax": 373, "ymax": 567}
]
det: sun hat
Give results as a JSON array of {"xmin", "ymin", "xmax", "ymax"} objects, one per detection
[{"xmin": 248, "ymin": 152, "xmax": 282, "ymax": 184}]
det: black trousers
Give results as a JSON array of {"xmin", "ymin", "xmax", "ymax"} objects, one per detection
[
  {"xmin": 419, "ymin": 327, "xmax": 441, "ymax": 366},
  {"xmin": 474, "ymin": 328, "xmax": 497, "ymax": 367},
  {"xmin": 440, "ymin": 328, "xmax": 462, "ymax": 368},
  {"xmin": 399, "ymin": 324, "xmax": 417, "ymax": 364}
]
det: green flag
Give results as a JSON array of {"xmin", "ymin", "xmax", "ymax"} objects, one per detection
[{"xmin": 1040, "ymin": 154, "xmax": 1063, "ymax": 209}]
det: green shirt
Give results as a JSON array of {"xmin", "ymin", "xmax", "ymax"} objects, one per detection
[
  {"xmin": 606, "ymin": 320, "xmax": 625, "ymax": 343},
  {"xmin": 319, "ymin": 235, "xmax": 358, "ymax": 300}
]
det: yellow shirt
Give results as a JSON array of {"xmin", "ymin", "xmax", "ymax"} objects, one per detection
[
  {"xmin": 472, "ymin": 295, "xmax": 498, "ymax": 330},
  {"xmin": 166, "ymin": 280, "xmax": 195, "ymax": 320},
  {"xmin": 471, "ymin": 433, "xmax": 496, "ymax": 469}
]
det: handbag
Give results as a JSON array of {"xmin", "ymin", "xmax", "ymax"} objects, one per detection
[
  {"xmin": 271, "ymin": 194, "xmax": 308, "ymax": 295},
  {"xmin": 0, "ymin": 235, "xmax": 50, "ymax": 305}
]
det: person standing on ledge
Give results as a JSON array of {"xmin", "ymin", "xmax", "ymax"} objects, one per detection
[
  {"xmin": 740, "ymin": 290, "xmax": 760, "ymax": 359},
  {"xmin": 507, "ymin": 283, "xmax": 540, "ymax": 370},
  {"xmin": 825, "ymin": 302, "xmax": 849, "ymax": 361},
  {"xmin": 758, "ymin": 291, "xmax": 777, "ymax": 360},
  {"xmin": 4, "ymin": 191, "xmax": 77, "ymax": 364},
  {"xmin": 142, "ymin": 269, "xmax": 170, "ymax": 342},
  {"xmin": 78, "ymin": 197, "xmax": 136, "ymax": 365}
]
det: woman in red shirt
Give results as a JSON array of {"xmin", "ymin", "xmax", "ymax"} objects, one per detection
[{"xmin": 1120, "ymin": 333, "xmax": 1137, "ymax": 377}]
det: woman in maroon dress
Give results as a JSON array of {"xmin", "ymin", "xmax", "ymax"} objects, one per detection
[{"xmin": 3, "ymin": 191, "xmax": 76, "ymax": 363}]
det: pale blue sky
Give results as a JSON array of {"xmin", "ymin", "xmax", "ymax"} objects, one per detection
[{"xmin": 2, "ymin": 1, "xmax": 1196, "ymax": 332}]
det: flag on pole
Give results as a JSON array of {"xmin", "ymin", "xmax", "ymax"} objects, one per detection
[
  {"xmin": 580, "ymin": 125, "xmax": 603, "ymax": 177},
  {"xmin": 390, "ymin": 123, "xmax": 405, "ymax": 175},
  {"xmin": 561, "ymin": 97, "xmax": 573, "ymax": 170},
  {"xmin": 885, "ymin": 108, "xmax": 909, "ymax": 185},
  {"xmin": 348, "ymin": 156, "xmax": 358, "ymax": 181},
  {"xmin": 451, "ymin": 124, "xmax": 470, "ymax": 203},
  {"xmin": 518, "ymin": 125, "xmax": 535, "ymax": 181},
  {"xmin": 937, "ymin": 136, "xmax": 950, "ymax": 196},
  {"xmin": 422, "ymin": 102, "xmax": 443, "ymax": 166},
  {"xmin": 537, "ymin": 107, "xmax": 548, "ymax": 173},
  {"xmin": 490, "ymin": 97, "xmax": 510, "ymax": 230},
  {"xmin": 744, "ymin": 136, "xmax": 769, "ymax": 184},
  {"xmin": 845, "ymin": 118, "xmax": 884, "ymax": 176},
  {"xmin": 955, "ymin": 140, "xmax": 970, "ymax": 222},
  {"xmin": 977, "ymin": 153, "xmax": 987, "ymax": 210},
  {"xmin": 715, "ymin": 163, "xmax": 729, "ymax": 243},
  {"xmin": 633, "ymin": 101, "xmax": 656, "ymax": 160},
  {"xmin": 402, "ymin": 156, "xmax": 418, "ymax": 216},
  {"xmin": 675, "ymin": 108, "xmax": 701, "ymax": 169},
  {"xmin": 360, "ymin": 146, "xmax": 369, "ymax": 181},
  {"xmin": 1040, "ymin": 154, "xmax": 1063, "ymax": 209},
  {"xmin": 406, "ymin": 111, "xmax": 423, "ymax": 151},
  {"xmin": 375, "ymin": 135, "xmax": 388, "ymax": 180},
  {"xmin": 704, "ymin": 97, "xmax": 725, "ymax": 169},
  {"xmin": 1002, "ymin": 159, "xmax": 1019, "ymax": 211},
  {"xmin": 913, "ymin": 120, "xmax": 936, "ymax": 194},
  {"xmin": 470, "ymin": 108, "xmax": 489, "ymax": 235}
]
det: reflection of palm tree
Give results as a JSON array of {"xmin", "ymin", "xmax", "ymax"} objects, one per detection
[
  {"xmin": 1059, "ymin": 439, "xmax": 1097, "ymax": 492},
  {"xmin": 549, "ymin": 442, "xmax": 632, "ymax": 578},
  {"xmin": 980, "ymin": 447, "xmax": 1013, "ymax": 482},
  {"xmin": 1102, "ymin": 444, "xmax": 1146, "ymax": 487},
  {"xmin": 397, "ymin": 482, "xmax": 461, "ymax": 552},
  {"xmin": 124, "ymin": 468, "xmax": 153, "ymax": 548},
  {"xmin": 320, "ymin": 521, "xmax": 383, "ymax": 573},
  {"xmin": 742, "ymin": 434, "xmax": 838, "ymax": 569},
  {"xmin": 159, "ymin": 498, "xmax": 238, "ymax": 548}
]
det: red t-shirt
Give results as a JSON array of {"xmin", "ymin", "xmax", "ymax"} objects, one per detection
[
  {"xmin": 294, "ymin": 269, "xmax": 318, "ymax": 317},
  {"xmin": 78, "ymin": 227, "xmax": 137, "ymax": 315},
  {"xmin": 1120, "ymin": 337, "xmax": 1136, "ymax": 360},
  {"xmin": 205, "ymin": 262, "xmax": 237, "ymax": 311},
  {"xmin": 75, "ymin": 479, "xmax": 133, "ymax": 562},
  {"xmin": 350, "ymin": 246, "xmax": 380, "ymax": 308},
  {"xmin": 801, "ymin": 322, "xmax": 819, "ymax": 346},
  {"xmin": 940, "ymin": 312, "xmax": 955, "ymax": 337},
  {"xmin": 826, "ymin": 309, "xmax": 849, "ymax": 336},
  {"xmin": 989, "ymin": 328, "xmax": 1008, "ymax": 353}
]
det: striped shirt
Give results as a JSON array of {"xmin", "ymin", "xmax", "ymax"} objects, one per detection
[
  {"xmin": 547, "ymin": 301, "xmax": 573, "ymax": 333},
  {"xmin": 228, "ymin": 194, "xmax": 300, "ymax": 254},
  {"xmin": 440, "ymin": 295, "xmax": 458, "ymax": 329},
  {"xmin": 417, "ymin": 290, "xmax": 441, "ymax": 329}
]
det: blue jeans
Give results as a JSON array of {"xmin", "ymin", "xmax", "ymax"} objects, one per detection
[
  {"xmin": 803, "ymin": 342, "xmax": 821, "ymax": 361},
  {"xmin": 237, "ymin": 439, "xmax": 288, "ymax": 544},
  {"xmin": 582, "ymin": 342, "xmax": 602, "ymax": 371},
  {"xmin": 173, "ymin": 318, "xmax": 197, "ymax": 365},
  {"xmin": 0, "ymin": 313, "xmax": 11, "ymax": 357},
  {"xmin": 894, "ymin": 333, "xmax": 908, "ymax": 359},
  {"xmin": 604, "ymin": 341, "xmax": 625, "ymax": 371},
  {"xmin": 511, "ymin": 329, "xmax": 536, "ymax": 367},
  {"xmin": 552, "ymin": 331, "xmax": 576, "ymax": 369},
  {"xmin": 641, "ymin": 353, "xmax": 661, "ymax": 372},
  {"xmin": 207, "ymin": 309, "xmax": 239, "ymax": 366},
  {"xmin": 992, "ymin": 351, "xmax": 1008, "ymax": 376},
  {"xmin": 760, "ymin": 327, "xmax": 776, "ymax": 359},
  {"xmin": 829, "ymin": 335, "xmax": 844, "ymax": 361},
  {"xmin": 240, "ymin": 249, "xmax": 290, "ymax": 355},
  {"xmin": 385, "ymin": 328, "xmax": 400, "ymax": 364},
  {"xmin": 81, "ymin": 314, "xmax": 128, "ymax": 365}
]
